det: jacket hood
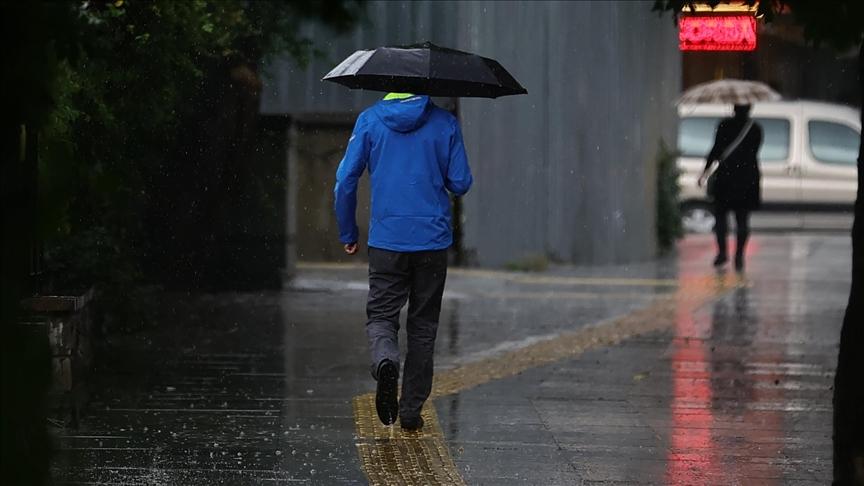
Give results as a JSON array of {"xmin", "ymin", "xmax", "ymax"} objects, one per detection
[{"xmin": 373, "ymin": 95, "xmax": 433, "ymax": 133}]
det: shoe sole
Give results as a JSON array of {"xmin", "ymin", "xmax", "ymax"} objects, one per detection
[{"xmin": 375, "ymin": 362, "xmax": 399, "ymax": 425}]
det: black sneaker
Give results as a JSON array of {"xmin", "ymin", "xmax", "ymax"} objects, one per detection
[
  {"xmin": 734, "ymin": 254, "xmax": 745, "ymax": 272},
  {"xmin": 400, "ymin": 415, "xmax": 424, "ymax": 431},
  {"xmin": 375, "ymin": 360, "xmax": 399, "ymax": 425},
  {"xmin": 713, "ymin": 254, "xmax": 728, "ymax": 267}
]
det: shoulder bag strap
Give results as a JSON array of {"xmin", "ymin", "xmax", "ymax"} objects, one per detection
[{"xmin": 719, "ymin": 119, "xmax": 755, "ymax": 162}]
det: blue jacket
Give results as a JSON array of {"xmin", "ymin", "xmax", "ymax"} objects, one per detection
[{"xmin": 334, "ymin": 95, "xmax": 473, "ymax": 252}]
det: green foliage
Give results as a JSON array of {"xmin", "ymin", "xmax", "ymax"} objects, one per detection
[
  {"xmin": 1, "ymin": 0, "xmax": 364, "ymax": 310},
  {"xmin": 43, "ymin": 226, "xmax": 138, "ymax": 292},
  {"xmin": 655, "ymin": 139, "xmax": 683, "ymax": 253},
  {"xmin": 0, "ymin": 2, "xmax": 83, "ymax": 127}
]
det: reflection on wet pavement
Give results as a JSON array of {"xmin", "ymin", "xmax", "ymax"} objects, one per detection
[
  {"xmin": 354, "ymin": 270, "xmax": 737, "ymax": 483},
  {"xmin": 52, "ymin": 234, "xmax": 849, "ymax": 484}
]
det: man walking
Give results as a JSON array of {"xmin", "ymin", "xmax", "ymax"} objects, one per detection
[{"xmin": 334, "ymin": 93, "xmax": 472, "ymax": 430}]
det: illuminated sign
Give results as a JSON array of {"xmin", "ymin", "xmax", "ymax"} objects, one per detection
[{"xmin": 679, "ymin": 15, "xmax": 757, "ymax": 51}]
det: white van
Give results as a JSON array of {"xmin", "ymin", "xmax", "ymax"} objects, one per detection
[{"xmin": 677, "ymin": 100, "xmax": 860, "ymax": 233}]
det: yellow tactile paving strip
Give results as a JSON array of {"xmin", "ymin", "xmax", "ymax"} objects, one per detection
[
  {"xmin": 449, "ymin": 269, "xmax": 681, "ymax": 288},
  {"xmin": 352, "ymin": 273, "xmax": 743, "ymax": 485},
  {"xmin": 298, "ymin": 262, "xmax": 680, "ymax": 288},
  {"xmin": 353, "ymin": 393, "xmax": 466, "ymax": 486}
]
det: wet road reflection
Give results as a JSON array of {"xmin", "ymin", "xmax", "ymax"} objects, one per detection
[
  {"xmin": 51, "ymin": 234, "xmax": 848, "ymax": 484},
  {"xmin": 434, "ymin": 234, "xmax": 845, "ymax": 484},
  {"xmin": 665, "ymin": 278, "xmax": 722, "ymax": 484},
  {"xmin": 664, "ymin": 235, "xmax": 842, "ymax": 485}
]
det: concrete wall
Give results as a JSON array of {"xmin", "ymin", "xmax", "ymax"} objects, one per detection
[
  {"xmin": 455, "ymin": 1, "xmax": 681, "ymax": 266},
  {"xmin": 288, "ymin": 118, "xmax": 371, "ymax": 263},
  {"xmin": 261, "ymin": 1, "xmax": 681, "ymax": 267},
  {"xmin": 261, "ymin": 1, "xmax": 461, "ymax": 115}
]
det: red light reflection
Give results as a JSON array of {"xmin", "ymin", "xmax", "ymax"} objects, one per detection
[
  {"xmin": 665, "ymin": 271, "xmax": 720, "ymax": 485},
  {"xmin": 665, "ymin": 238, "xmax": 780, "ymax": 485}
]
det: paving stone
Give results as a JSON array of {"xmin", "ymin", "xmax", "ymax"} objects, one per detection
[{"xmin": 53, "ymin": 234, "xmax": 851, "ymax": 484}]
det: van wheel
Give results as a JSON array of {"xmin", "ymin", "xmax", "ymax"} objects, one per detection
[{"xmin": 681, "ymin": 202, "xmax": 715, "ymax": 234}]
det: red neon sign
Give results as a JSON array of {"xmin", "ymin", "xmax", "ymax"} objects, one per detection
[{"xmin": 679, "ymin": 15, "xmax": 757, "ymax": 51}]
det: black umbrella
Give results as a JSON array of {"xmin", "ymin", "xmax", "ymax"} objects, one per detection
[{"xmin": 322, "ymin": 41, "xmax": 527, "ymax": 98}]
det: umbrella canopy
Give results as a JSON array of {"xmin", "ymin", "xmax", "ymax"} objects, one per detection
[
  {"xmin": 322, "ymin": 41, "xmax": 527, "ymax": 98},
  {"xmin": 677, "ymin": 79, "xmax": 781, "ymax": 105}
]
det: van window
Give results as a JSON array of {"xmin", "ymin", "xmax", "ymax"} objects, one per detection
[
  {"xmin": 678, "ymin": 116, "xmax": 790, "ymax": 162},
  {"xmin": 758, "ymin": 119, "xmax": 792, "ymax": 161},
  {"xmin": 808, "ymin": 120, "xmax": 859, "ymax": 166},
  {"xmin": 678, "ymin": 117, "xmax": 719, "ymax": 158}
]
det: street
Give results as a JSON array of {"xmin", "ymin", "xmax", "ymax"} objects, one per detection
[{"xmin": 53, "ymin": 232, "xmax": 849, "ymax": 485}]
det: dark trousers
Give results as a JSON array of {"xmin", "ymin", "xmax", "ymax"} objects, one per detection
[
  {"xmin": 714, "ymin": 203, "xmax": 751, "ymax": 259},
  {"xmin": 366, "ymin": 247, "xmax": 448, "ymax": 419}
]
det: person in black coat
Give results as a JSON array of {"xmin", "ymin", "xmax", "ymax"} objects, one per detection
[{"xmin": 698, "ymin": 104, "xmax": 763, "ymax": 271}]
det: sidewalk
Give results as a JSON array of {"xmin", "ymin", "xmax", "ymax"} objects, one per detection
[{"xmin": 52, "ymin": 233, "xmax": 850, "ymax": 485}]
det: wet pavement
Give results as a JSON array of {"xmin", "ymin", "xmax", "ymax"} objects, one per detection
[{"xmin": 52, "ymin": 233, "xmax": 851, "ymax": 485}]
